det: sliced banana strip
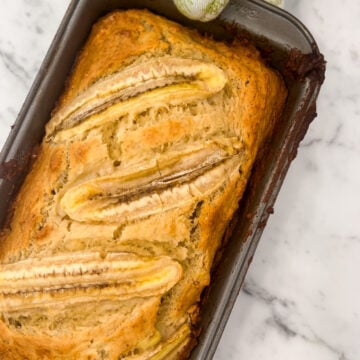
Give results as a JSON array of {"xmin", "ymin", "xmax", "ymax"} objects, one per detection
[
  {"xmin": 0, "ymin": 252, "xmax": 182, "ymax": 311},
  {"xmin": 60, "ymin": 153, "xmax": 240, "ymax": 223},
  {"xmin": 47, "ymin": 57, "xmax": 227, "ymax": 141}
]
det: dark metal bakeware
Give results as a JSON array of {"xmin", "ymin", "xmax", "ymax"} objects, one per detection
[{"xmin": 0, "ymin": 1, "xmax": 325, "ymax": 359}]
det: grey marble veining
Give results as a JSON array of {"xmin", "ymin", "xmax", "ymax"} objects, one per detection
[
  {"xmin": 1, "ymin": 1, "xmax": 359, "ymax": 359},
  {"xmin": 215, "ymin": 1, "xmax": 360, "ymax": 359},
  {"xmin": 0, "ymin": 0, "xmax": 68, "ymax": 147}
]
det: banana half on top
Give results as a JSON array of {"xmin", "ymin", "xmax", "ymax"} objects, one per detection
[{"xmin": 0, "ymin": 9, "xmax": 287, "ymax": 360}]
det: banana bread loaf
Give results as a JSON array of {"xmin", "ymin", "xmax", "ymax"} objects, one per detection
[{"xmin": 0, "ymin": 9, "xmax": 287, "ymax": 359}]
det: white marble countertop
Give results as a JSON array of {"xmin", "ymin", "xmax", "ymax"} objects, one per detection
[{"xmin": 1, "ymin": 1, "xmax": 359, "ymax": 359}]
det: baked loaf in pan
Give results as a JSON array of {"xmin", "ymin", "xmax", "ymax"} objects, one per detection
[{"xmin": 0, "ymin": 9, "xmax": 287, "ymax": 360}]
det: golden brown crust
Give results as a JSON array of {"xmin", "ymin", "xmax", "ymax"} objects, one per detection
[{"xmin": 0, "ymin": 9, "xmax": 287, "ymax": 359}]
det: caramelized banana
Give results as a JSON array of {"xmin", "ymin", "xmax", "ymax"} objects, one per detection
[
  {"xmin": 0, "ymin": 252, "xmax": 182, "ymax": 311},
  {"xmin": 60, "ymin": 156, "xmax": 240, "ymax": 223},
  {"xmin": 47, "ymin": 58, "xmax": 227, "ymax": 141}
]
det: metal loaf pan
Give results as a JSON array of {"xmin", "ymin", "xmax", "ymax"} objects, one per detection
[{"xmin": 0, "ymin": 1, "xmax": 325, "ymax": 359}]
